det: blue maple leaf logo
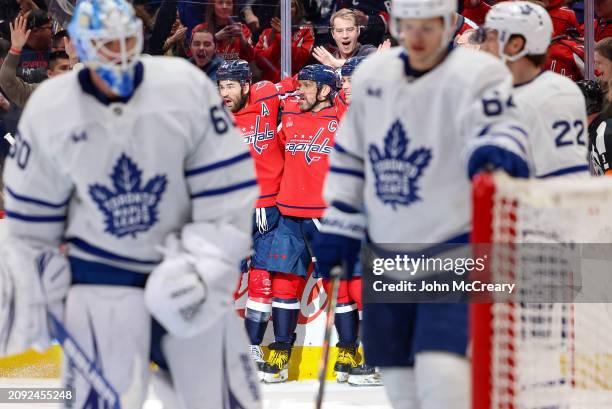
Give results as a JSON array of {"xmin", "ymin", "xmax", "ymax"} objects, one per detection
[
  {"xmin": 89, "ymin": 154, "xmax": 167, "ymax": 238},
  {"xmin": 368, "ymin": 120, "xmax": 432, "ymax": 209}
]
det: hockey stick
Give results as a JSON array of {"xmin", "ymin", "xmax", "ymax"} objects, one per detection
[
  {"xmin": 314, "ymin": 265, "xmax": 342, "ymax": 409},
  {"xmin": 47, "ymin": 311, "xmax": 121, "ymax": 409}
]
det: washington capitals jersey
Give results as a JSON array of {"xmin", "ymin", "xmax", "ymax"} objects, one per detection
[
  {"xmin": 276, "ymin": 99, "xmax": 339, "ymax": 218},
  {"xmin": 513, "ymin": 71, "xmax": 588, "ymax": 179},
  {"xmin": 3, "ymin": 56, "xmax": 257, "ymax": 275},
  {"xmin": 323, "ymin": 47, "xmax": 529, "ymax": 244},
  {"xmin": 334, "ymin": 90, "xmax": 349, "ymax": 121},
  {"xmin": 234, "ymin": 80, "xmax": 283, "ymax": 208}
]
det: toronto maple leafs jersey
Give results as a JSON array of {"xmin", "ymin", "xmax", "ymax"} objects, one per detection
[
  {"xmin": 3, "ymin": 56, "xmax": 257, "ymax": 275},
  {"xmin": 513, "ymin": 71, "xmax": 589, "ymax": 178},
  {"xmin": 323, "ymin": 46, "xmax": 529, "ymax": 245}
]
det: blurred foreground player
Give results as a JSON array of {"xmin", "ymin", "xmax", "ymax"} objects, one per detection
[
  {"xmin": 217, "ymin": 59, "xmax": 284, "ymax": 381},
  {"xmin": 479, "ymin": 1, "xmax": 588, "ymax": 179},
  {"xmin": 261, "ymin": 64, "xmax": 339, "ymax": 384},
  {"xmin": 0, "ymin": 0, "xmax": 261, "ymax": 408},
  {"xmin": 312, "ymin": 0, "xmax": 531, "ymax": 406}
]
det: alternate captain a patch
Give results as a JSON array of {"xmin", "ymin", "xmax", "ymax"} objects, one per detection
[
  {"xmin": 369, "ymin": 120, "xmax": 432, "ymax": 209},
  {"xmin": 89, "ymin": 153, "xmax": 167, "ymax": 238}
]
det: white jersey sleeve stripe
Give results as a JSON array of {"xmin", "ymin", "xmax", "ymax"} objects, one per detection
[
  {"xmin": 190, "ymin": 179, "xmax": 258, "ymax": 199},
  {"xmin": 4, "ymin": 186, "xmax": 71, "ymax": 208},
  {"xmin": 5, "ymin": 210, "xmax": 66, "ymax": 223},
  {"xmin": 185, "ymin": 151, "xmax": 252, "ymax": 177},
  {"xmin": 536, "ymin": 165, "xmax": 589, "ymax": 179}
]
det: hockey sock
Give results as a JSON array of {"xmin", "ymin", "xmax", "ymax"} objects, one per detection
[
  {"xmin": 334, "ymin": 302, "xmax": 359, "ymax": 347},
  {"xmin": 271, "ymin": 297, "xmax": 299, "ymax": 344},
  {"xmin": 244, "ymin": 299, "xmax": 271, "ymax": 345}
]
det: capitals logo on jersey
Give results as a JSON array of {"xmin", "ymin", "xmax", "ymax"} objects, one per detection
[
  {"xmin": 242, "ymin": 115, "xmax": 275, "ymax": 155},
  {"xmin": 89, "ymin": 154, "xmax": 168, "ymax": 238},
  {"xmin": 369, "ymin": 120, "xmax": 432, "ymax": 209},
  {"xmin": 285, "ymin": 120, "xmax": 337, "ymax": 165}
]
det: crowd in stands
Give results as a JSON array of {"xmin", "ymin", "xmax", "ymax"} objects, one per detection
[{"xmin": 0, "ymin": 0, "xmax": 612, "ymax": 176}]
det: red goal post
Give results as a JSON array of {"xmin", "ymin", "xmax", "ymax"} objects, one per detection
[{"xmin": 470, "ymin": 172, "xmax": 612, "ymax": 409}]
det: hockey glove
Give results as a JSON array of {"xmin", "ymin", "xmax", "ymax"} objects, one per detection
[
  {"xmin": 146, "ymin": 223, "xmax": 250, "ymax": 338},
  {"xmin": 467, "ymin": 145, "xmax": 530, "ymax": 179},
  {"xmin": 311, "ymin": 202, "xmax": 365, "ymax": 279},
  {"xmin": 0, "ymin": 241, "xmax": 70, "ymax": 356}
]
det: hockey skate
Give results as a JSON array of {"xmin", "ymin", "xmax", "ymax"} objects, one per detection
[
  {"xmin": 333, "ymin": 344, "xmax": 359, "ymax": 383},
  {"xmin": 348, "ymin": 364, "xmax": 382, "ymax": 386},
  {"xmin": 250, "ymin": 345, "xmax": 265, "ymax": 382},
  {"xmin": 261, "ymin": 342, "xmax": 291, "ymax": 383}
]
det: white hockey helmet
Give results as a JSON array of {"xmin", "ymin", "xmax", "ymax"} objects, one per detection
[
  {"xmin": 484, "ymin": 1, "xmax": 553, "ymax": 62},
  {"xmin": 390, "ymin": 0, "xmax": 457, "ymax": 47},
  {"xmin": 69, "ymin": 0, "xmax": 144, "ymax": 97}
]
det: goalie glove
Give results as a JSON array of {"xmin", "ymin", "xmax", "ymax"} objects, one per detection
[
  {"xmin": 0, "ymin": 241, "xmax": 70, "ymax": 356},
  {"xmin": 311, "ymin": 202, "xmax": 365, "ymax": 279},
  {"xmin": 145, "ymin": 223, "xmax": 250, "ymax": 338}
]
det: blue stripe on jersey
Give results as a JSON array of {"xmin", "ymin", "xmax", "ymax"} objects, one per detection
[
  {"xmin": 254, "ymin": 93, "xmax": 280, "ymax": 104},
  {"xmin": 191, "ymin": 179, "xmax": 257, "ymax": 199},
  {"xmin": 330, "ymin": 166, "xmax": 365, "ymax": 178},
  {"xmin": 276, "ymin": 202, "xmax": 327, "ymax": 210},
  {"xmin": 259, "ymin": 192, "xmax": 278, "ymax": 199},
  {"xmin": 489, "ymin": 133, "xmax": 527, "ymax": 155},
  {"xmin": 509, "ymin": 125, "xmax": 528, "ymax": 138},
  {"xmin": 67, "ymin": 237, "xmax": 161, "ymax": 265},
  {"xmin": 334, "ymin": 143, "xmax": 363, "ymax": 162},
  {"xmin": 69, "ymin": 257, "xmax": 149, "ymax": 288},
  {"xmin": 537, "ymin": 165, "xmax": 590, "ymax": 179},
  {"xmin": 5, "ymin": 210, "xmax": 66, "ymax": 222},
  {"xmin": 185, "ymin": 152, "xmax": 251, "ymax": 177},
  {"xmin": 5, "ymin": 186, "xmax": 71, "ymax": 208}
]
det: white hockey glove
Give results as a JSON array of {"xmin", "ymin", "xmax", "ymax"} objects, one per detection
[
  {"xmin": 145, "ymin": 224, "xmax": 250, "ymax": 338},
  {"xmin": 0, "ymin": 240, "xmax": 70, "ymax": 356}
]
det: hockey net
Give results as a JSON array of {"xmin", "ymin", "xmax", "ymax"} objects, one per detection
[{"xmin": 471, "ymin": 172, "xmax": 612, "ymax": 409}]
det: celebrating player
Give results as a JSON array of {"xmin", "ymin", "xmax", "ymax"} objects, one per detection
[
  {"xmin": 260, "ymin": 64, "xmax": 339, "ymax": 384},
  {"xmin": 216, "ymin": 59, "xmax": 284, "ymax": 381},
  {"xmin": 479, "ymin": 1, "xmax": 589, "ymax": 178},
  {"xmin": 312, "ymin": 0, "xmax": 530, "ymax": 406},
  {"xmin": 0, "ymin": 0, "xmax": 261, "ymax": 408},
  {"xmin": 335, "ymin": 55, "xmax": 366, "ymax": 120}
]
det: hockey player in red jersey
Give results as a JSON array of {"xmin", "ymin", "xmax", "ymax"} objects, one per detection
[
  {"xmin": 335, "ymin": 56, "xmax": 366, "ymax": 121},
  {"xmin": 260, "ymin": 64, "xmax": 339, "ymax": 383},
  {"xmin": 217, "ymin": 60, "xmax": 284, "ymax": 381}
]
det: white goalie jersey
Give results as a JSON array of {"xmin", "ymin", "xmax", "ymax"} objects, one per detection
[
  {"xmin": 3, "ymin": 56, "xmax": 257, "ymax": 276},
  {"xmin": 513, "ymin": 71, "xmax": 589, "ymax": 179},
  {"xmin": 323, "ymin": 46, "xmax": 530, "ymax": 245}
]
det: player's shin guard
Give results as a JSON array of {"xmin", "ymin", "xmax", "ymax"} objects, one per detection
[
  {"xmin": 262, "ymin": 297, "xmax": 299, "ymax": 383},
  {"xmin": 333, "ymin": 302, "xmax": 359, "ymax": 382},
  {"xmin": 244, "ymin": 300, "xmax": 271, "ymax": 345},
  {"xmin": 244, "ymin": 299, "xmax": 271, "ymax": 381}
]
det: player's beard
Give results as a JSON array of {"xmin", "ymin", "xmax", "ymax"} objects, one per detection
[{"xmin": 226, "ymin": 92, "xmax": 248, "ymax": 113}]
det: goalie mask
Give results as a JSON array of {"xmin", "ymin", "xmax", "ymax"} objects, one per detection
[{"xmin": 69, "ymin": 0, "xmax": 143, "ymax": 97}]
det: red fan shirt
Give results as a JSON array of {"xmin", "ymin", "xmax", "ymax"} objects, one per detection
[
  {"xmin": 462, "ymin": 0, "xmax": 491, "ymax": 26},
  {"xmin": 545, "ymin": 36, "xmax": 585, "ymax": 81},
  {"xmin": 252, "ymin": 26, "xmax": 315, "ymax": 84},
  {"xmin": 547, "ymin": 0, "xmax": 580, "ymax": 36},
  {"xmin": 276, "ymin": 100, "xmax": 339, "ymax": 218},
  {"xmin": 234, "ymin": 81, "xmax": 283, "ymax": 208}
]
